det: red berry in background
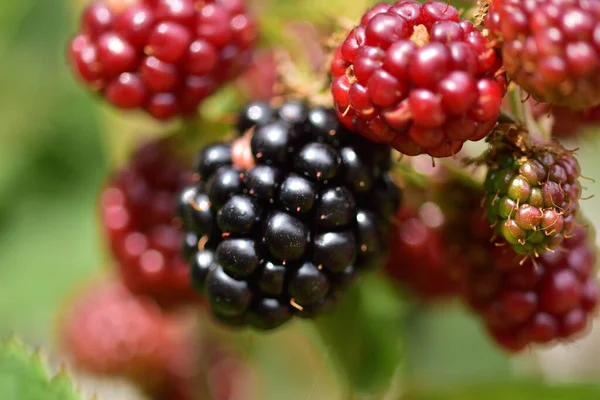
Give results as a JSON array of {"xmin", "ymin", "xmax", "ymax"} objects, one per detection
[
  {"xmin": 485, "ymin": 0, "xmax": 600, "ymax": 110},
  {"xmin": 454, "ymin": 210, "xmax": 598, "ymax": 353},
  {"xmin": 68, "ymin": 0, "xmax": 257, "ymax": 120},
  {"xmin": 330, "ymin": 1, "xmax": 507, "ymax": 157},
  {"xmin": 59, "ymin": 279, "xmax": 198, "ymax": 395},
  {"xmin": 100, "ymin": 138, "xmax": 201, "ymax": 307},
  {"xmin": 385, "ymin": 204, "xmax": 458, "ymax": 301},
  {"xmin": 532, "ymin": 102, "xmax": 600, "ymax": 139},
  {"xmin": 430, "ymin": 178, "xmax": 598, "ymax": 352},
  {"xmin": 482, "ymin": 226, "xmax": 596, "ymax": 352}
]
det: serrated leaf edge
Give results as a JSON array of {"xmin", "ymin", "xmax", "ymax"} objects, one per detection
[{"xmin": 0, "ymin": 335, "xmax": 101, "ymax": 400}]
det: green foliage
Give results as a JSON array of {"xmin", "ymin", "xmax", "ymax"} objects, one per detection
[
  {"xmin": 0, "ymin": 0, "xmax": 106, "ymax": 337},
  {"xmin": 415, "ymin": 382, "xmax": 600, "ymax": 400},
  {"xmin": 0, "ymin": 338, "xmax": 83, "ymax": 400},
  {"xmin": 313, "ymin": 273, "xmax": 408, "ymax": 396},
  {"xmin": 402, "ymin": 305, "xmax": 511, "ymax": 387}
]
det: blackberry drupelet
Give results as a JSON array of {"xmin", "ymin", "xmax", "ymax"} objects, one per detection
[{"xmin": 178, "ymin": 101, "xmax": 401, "ymax": 330}]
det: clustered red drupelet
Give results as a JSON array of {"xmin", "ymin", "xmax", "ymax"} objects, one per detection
[
  {"xmin": 177, "ymin": 101, "xmax": 401, "ymax": 329},
  {"xmin": 331, "ymin": 0, "xmax": 507, "ymax": 157},
  {"xmin": 100, "ymin": 138, "xmax": 201, "ymax": 307},
  {"xmin": 485, "ymin": 0, "xmax": 600, "ymax": 109},
  {"xmin": 68, "ymin": 0, "xmax": 257, "ymax": 119}
]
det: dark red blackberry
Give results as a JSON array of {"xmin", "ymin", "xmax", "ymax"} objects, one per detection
[
  {"xmin": 179, "ymin": 102, "xmax": 401, "ymax": 329},
  {"xmin": 434, "ymin": 179, "xmax": 598, "ymax": 352},
  {"xmin": 68, "ymin": 0, "xmax": 257, "ymax": 120},
  {"xmin": 101, "ymin": 138, "xmax": 201, "ymax": 307},
  {"xmin": 330, "ymin": 0, "xmax": 507, "ymax": 157},
  {"xmin": 385, "ymin": 204, "xmax": 458, "ymax": 301},
  {"xmin": 461, "ymin": 221, "xmax": 598, "ymax": 353},
  {"xmin": 485, "ymin": 0, "xmax": 600, "ymax": 109},
  {"xmin": 482, "ymin": 123, "xmax": 582, "ymax": 256}
]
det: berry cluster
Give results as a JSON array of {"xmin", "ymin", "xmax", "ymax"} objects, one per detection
[
  {"xmin": 485, "ymin": 0, "xmax": 600, "ymax": 109},
  {"xmin": 61, "ymin": 0, "xmax": 599, "ymax": 358},
  {"xmin": 178, "ymin": 101, "xmax": 401, "ymax": 329},
  {"xmin": 68, "ymin": 0, "xmax": 257, "ymax": 119},
  {"xmin": 100, "ymin": 138, "xmax": 200, "ymax": 307},
  {"xmin": 331, "ymin": 0, "xmax": 507, "ymax": 157},
  {"xmin": 483, "ymin": 125, "xmax": 582, "ymax": 256}
]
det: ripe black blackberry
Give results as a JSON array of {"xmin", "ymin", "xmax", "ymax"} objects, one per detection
[{"xmin": 178, "ymin": 101, "xmax": 401, "ymax": 330}]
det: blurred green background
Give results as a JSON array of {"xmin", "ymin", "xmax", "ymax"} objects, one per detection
[{"xmin": 1, "ymin": 0, "xmax": 600, "ymax": 399}]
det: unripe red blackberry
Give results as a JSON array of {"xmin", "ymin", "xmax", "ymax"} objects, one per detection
[
  {"xmin": 483, "ymin": 124, "xmax": 582, "ymax": 256},
  {"xmin": 464, "ymin": 225, "xmax": 598, "ymax": 353},
  {"xmin": 68, "ymin": 0, "xmax": 257, "ymax": 120},
  {"xmin": 100, "ymin": 138, "xmax": 201, "ymax": 307},
  {"xmin": 385, "ymin": 204, "xmax": 458, "ymax": 301},
  {"xmin": 485, "ymin": 0, "xmax": 600, "ymax": 109},
  {"xmin": 179, "ymin": 102, "xmax": 401, "ymax": 330},
  {"xmin": 59, "ymin": 279, "xmax": 197, "ymax": 394},
  {"xmin": 436, "ymin": 180, "xmax": 597, "ymax": 352},
  {"xmin": 330, "ymin": 1, "xmax": 507, "ymax": 157}
]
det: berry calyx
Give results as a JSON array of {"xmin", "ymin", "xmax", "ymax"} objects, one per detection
[
  {"xmin": 485, "ymin": 0, "xmax": 600, "ymax": 109},
  {"xmin": 68, "ymin": 0, "xmax": 257, "ymax": 120},
  {"xmin": 330, "ymin": 0, "xmax": 507, "ymax": 157}
]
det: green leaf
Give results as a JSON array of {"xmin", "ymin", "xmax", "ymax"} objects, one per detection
[
  {"xmin": 402, "ymin": 304, "xmax": 511, "ymax": 387},
  {"xmin": 0, "ymin": 338, "xmax": 83, "ymax": 400},
  {"xmin": 414, "ymin": 381, "xmax": 600, "ymax": 400},
  {"xmin": 312, "ymin": 273, "xmax": 408, "ymax": 396}
]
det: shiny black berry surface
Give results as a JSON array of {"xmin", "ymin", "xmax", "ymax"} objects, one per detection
[
  {"xmin": 193, "ymin": 143, "xmax": 232, "ymax": 179},
  {"xmin": 178, "ymin": 101, "xmax": 401, "ymax": 330}
]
